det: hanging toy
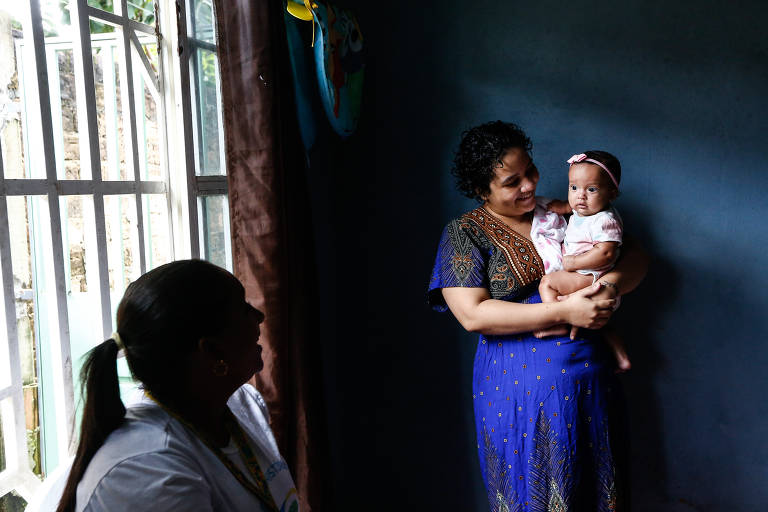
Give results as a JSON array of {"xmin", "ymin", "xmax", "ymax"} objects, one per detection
[
  {"xmin": 285, "ymin": 4, "xmax": 319, "ymax": 152},
  {"xmin": 287, "ymin": 0, "xmax": 364, "ymax": 139}
]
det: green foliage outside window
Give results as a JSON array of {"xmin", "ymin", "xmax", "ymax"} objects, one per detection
[{"xmin": 39, "ymin": 0, "xmax": 156, "ymax": 36}]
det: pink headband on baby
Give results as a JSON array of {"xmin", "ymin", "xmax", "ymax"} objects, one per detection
[{"xmin": 567, "ymin": 153, "xmax": 619, "ymax": 190}]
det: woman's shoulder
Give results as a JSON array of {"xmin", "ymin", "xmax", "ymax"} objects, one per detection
[
  {"xmin": 96, "ymin": 405, "xmax": 174, "ymax": 458},
  {"xmin": 77, "ymin": 448, "xmax": 214, "ymax": 512},
  {"xmin": 76, "ymin": 407, "xmax": 187, "ymax": 510},
  {"xmin": 433, "ymin": 208, "xmax": 505, "ymax": 271},
  {"xmin": 440, "ymin": 207, "xmax": 497, "ymax": 241},
  {"xmin": 440, "ymin": 207, "xmax": 482, "ymax": 229}
]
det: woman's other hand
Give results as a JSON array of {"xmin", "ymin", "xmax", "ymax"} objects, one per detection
[
  {"xmin": 546, "ymin": 199, "xmax": 572, "ymax": 215},
  {"xmin": 559, "ymin": 282, "xmax": 616, "ymax": 338}
]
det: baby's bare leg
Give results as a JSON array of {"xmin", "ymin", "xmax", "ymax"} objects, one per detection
[
  {"xmin": 535, "ymin": 272, "xmax": 595, "ymax": 338},
  {"xmin": 603, "ymin": 325, "xmax": 631, "ymax": 373},
  {"xmin": 539, "ymin": 271, "xmax": 595, "ymax": 302}
]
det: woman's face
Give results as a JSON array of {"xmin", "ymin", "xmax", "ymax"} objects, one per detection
[
  {"xmin": 219, "ymin": 298, "xmax": 266, "ymax": 382},
  {"xmin": 483, "ymin": 147, "xmax": 539, "ymax": 218}
]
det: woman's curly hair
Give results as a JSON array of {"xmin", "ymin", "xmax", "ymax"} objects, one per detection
[{"xmin": 451, "ymin": 121, "xmax": 532, "ymax": 202}]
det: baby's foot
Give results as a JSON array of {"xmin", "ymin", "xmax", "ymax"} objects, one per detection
[
  {"xmin": 533, "ymin": 324, "xmax": 569, "ymax": 339},
  {"xmin": 614, "ymin": 351, "xmax": 632, "ymax": 373}
]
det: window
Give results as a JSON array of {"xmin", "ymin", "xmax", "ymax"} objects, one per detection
[
  {"xmin": 177, "ymin": 0, "xmax": 231, "ymax": 270},
  {"xmin": 0, "ymin": 0, "xmax": 230, "ymax": 504}
]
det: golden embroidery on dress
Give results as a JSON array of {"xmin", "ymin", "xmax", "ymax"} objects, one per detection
[
  {"xmin": 482, "ymin": 426, "xmax": 522, "ymax": 512},
  {"xmin": 462, "ymin": 208, "xmax": 545, "ymax": 289},
  {"xmin": 595, "ymin": 424, "xmax": 618, "ymax": 512},
  {"xmin": 528, "ymin": 409, "xmax": 573, "ymax": 512}
]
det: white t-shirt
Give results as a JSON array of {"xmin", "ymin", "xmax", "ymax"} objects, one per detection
[
  {"xmin": 530, "ymin": 199, "xmax": 623, "ymax": 276},
  {"xmin": 75, "ymin": 384, "xmax": 299, "ymax": 512},
  {"xmin": 563, "ymin": 207, "xmax": 623, "ymax": 276}
]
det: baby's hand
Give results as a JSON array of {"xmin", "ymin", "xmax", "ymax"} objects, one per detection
[{"xmin": 546, "ymin": 199, "xmax": 572, "ymax": 215}]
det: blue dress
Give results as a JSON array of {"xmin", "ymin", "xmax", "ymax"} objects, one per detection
[{"xmin": 429, "ymin": 208, "xmax": 627, "ymax": 512}]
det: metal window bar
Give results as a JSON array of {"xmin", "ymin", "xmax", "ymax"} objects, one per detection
[
  {"xmin": 175, "ymin": 0, "xmax": 201, "ymax": 258},
  {"xmin": 79, "ymin": 7, "xmax": 178, "ymax": 255},
  {"xmin": 31, "ymin": 0, "xmax": 76, "ymax": 479},
  {"xmin": 70, "ymin": 0, "xmax": 114, "ymax": 337},
  {"xmin": 114, "ymin": 0, "xmax": 148, "ymax": 277},
  {"xmin": 152, "ymin": 2, "xmax": 176, "ymax": 271},
  {"xmin": 0, "ymin": 148, "xmax": 41, "ymax": 502}
]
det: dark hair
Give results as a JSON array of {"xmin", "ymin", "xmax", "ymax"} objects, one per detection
[
  {"xmin": 581, "ymin": 150, "xmax": 622, "ymax": 191},
  {"xmin": 57, "ymin": 259, "xmax": 244, "ymax": 512},
  {"xmin": 451, "ymin": 121, "xmax": 533, "ymax": 202}
]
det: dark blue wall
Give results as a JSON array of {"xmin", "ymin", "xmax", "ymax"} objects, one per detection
[{"xmin": 309, "ymin": 1, "xmax": 768, "ymax": 510}]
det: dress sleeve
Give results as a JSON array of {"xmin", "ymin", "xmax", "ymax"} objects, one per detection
[
  {"xmin": 427, "ymin": 219, "xmax": 488, "ymax": 312},
  {"xmin": 590, "ymin": 211, "xmax": 623, "ymax": 245}
]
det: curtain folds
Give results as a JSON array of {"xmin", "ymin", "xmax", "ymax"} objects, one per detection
[{"xmin": 213, "ymin": 1, "xmax": 328, "ymax": 510}]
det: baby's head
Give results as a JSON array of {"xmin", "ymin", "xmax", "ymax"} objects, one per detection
[{"xmin": 566, "ymin": 150, "xmax": 621, "ymax": 216}]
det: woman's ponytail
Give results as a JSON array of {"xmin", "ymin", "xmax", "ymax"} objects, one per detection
[{"xmin": 56, "ymin": 338, "xmax": 126, "ymax": 512}]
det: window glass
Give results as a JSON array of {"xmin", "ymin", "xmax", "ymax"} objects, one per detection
[
  {"xmin": 142, "ymin": 194, "xmax": 171, "ymax": 270},
  {"xmin": 190, "ymin": 0, "xmax": 215, "ymax": 44},
  {"xmin": 192, "ymin": 48, "xmax": 224, "ymax": 176},
  {"xmin": 87, "ymin": 0, "xmax": 157, "ymax": 25},
  {"xmin": 198, "ymin": 195, "xmax": 231, "ymax": 271},
  {"xmin": 60, "ymin": 195, "xmax": 105, "ymax": 423},
  {"xmin": 0, "ymin": 403, "xmax": 7, "ymax": 473},
  {"xmin": 92, "ymin": 26, "xmax": 131, "ymax": 181},
  {"xmin": 1, "ymin": 2, "xmax": 46, "ymax": 179},
  {"xmin": 0, "ymin": 255, "xmax": 12, "ymax": 392},
  {"xmin": 87, "ymin": 0, "xmax": 115, "ymax": 14},
  {"xmin": 104, "ymin": 194, "xmax": 141, "ymax": 304},
  {"xmin": 6, "ymin": 196, "xmax": 62, "ymax": 475},
  {"xmin": 135, "ymin": 74, "xmax": 162, "ymax": 181},
  {"xmin": 51, "ymin": 46, "xmax": 84, "ymax": 180},
  {"xmin": 127, "ymin": 0, "xmax": 156, "ymax": 26}
]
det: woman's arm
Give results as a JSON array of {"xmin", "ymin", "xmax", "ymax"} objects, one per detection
[{"xmin": 442, "ymin": 283, "xmax": 616, "ymax": 336}]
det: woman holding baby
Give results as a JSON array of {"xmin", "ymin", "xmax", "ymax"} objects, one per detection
[{"xmin": 428, "ymin": 121, "xmax": 647, "ymax": 511}]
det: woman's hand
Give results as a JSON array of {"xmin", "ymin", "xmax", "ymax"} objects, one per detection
[
  {"xmin": 560, "ymin": 282, "xmax": 616, "ymax": 337},
  {"xmin": 546, "ymin": 199, "xmax": 572, "ymax": 215}
]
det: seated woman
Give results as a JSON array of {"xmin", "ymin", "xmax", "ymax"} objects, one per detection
[
  {"xmin": 428, "ymin": 121, "xmax": 648, "ymax": 511},
  {"xmin": 57, "ymin": 260, "xmax": 299, "ymax": 512}
]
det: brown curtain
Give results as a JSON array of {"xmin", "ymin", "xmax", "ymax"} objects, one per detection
[{"xmin": 213, "ymin": 1, "xmax": 329, "ymax": 510}]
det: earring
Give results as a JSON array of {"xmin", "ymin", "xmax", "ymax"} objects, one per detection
[{"xmin": 212, "ymin": 359, "xmax": 229, "ymax": 377}]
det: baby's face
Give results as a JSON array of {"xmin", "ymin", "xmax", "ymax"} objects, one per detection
[{"xmin": 567, "ymin": 163, "xmax": 616, "ymax": 216}]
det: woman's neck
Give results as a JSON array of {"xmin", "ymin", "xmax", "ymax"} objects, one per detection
[
  {"xmin": 482, "ymin": 204, "xmax": 532, "ymax": 226},
  {"xmin": 157, "ymin": 389, "xmax": 231, "ymax": 447}
]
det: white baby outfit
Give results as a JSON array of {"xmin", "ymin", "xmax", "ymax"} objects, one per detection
[{"xmin": 531, "ymin": 198, "xmax": 623, "ymax": 279}]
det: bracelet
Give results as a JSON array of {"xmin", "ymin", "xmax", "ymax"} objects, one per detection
[{"xmin": 599, "ymin": 280, "xmax": 620, "ymax": 295}]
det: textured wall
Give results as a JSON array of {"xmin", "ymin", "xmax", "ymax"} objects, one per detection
[{"xmin": 309, "ymin": 1, "xmax": 768, "ymax": 510}]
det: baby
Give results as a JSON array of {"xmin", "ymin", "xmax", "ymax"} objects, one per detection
[{"xmin": 532, "ymin": 150, "xmax": 630, "ymax": 371}]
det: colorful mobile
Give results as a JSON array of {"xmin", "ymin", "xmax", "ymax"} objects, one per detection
[{"xmin": 286, "ymin": 0, "xmax": 364, "ymax": 139}]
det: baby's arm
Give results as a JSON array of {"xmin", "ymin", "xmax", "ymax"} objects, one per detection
[{"xmin": 562, "ymin": 241, "xmax": 619, "ymax": 272}]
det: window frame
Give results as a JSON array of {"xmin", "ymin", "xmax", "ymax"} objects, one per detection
[
  {"xmin": 0, "ymin": 0, "xmax": 230, "ymax": 500},
  {"xmin": 171, "ymin": 0, "xmax": 229, "ymax": 264}
]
